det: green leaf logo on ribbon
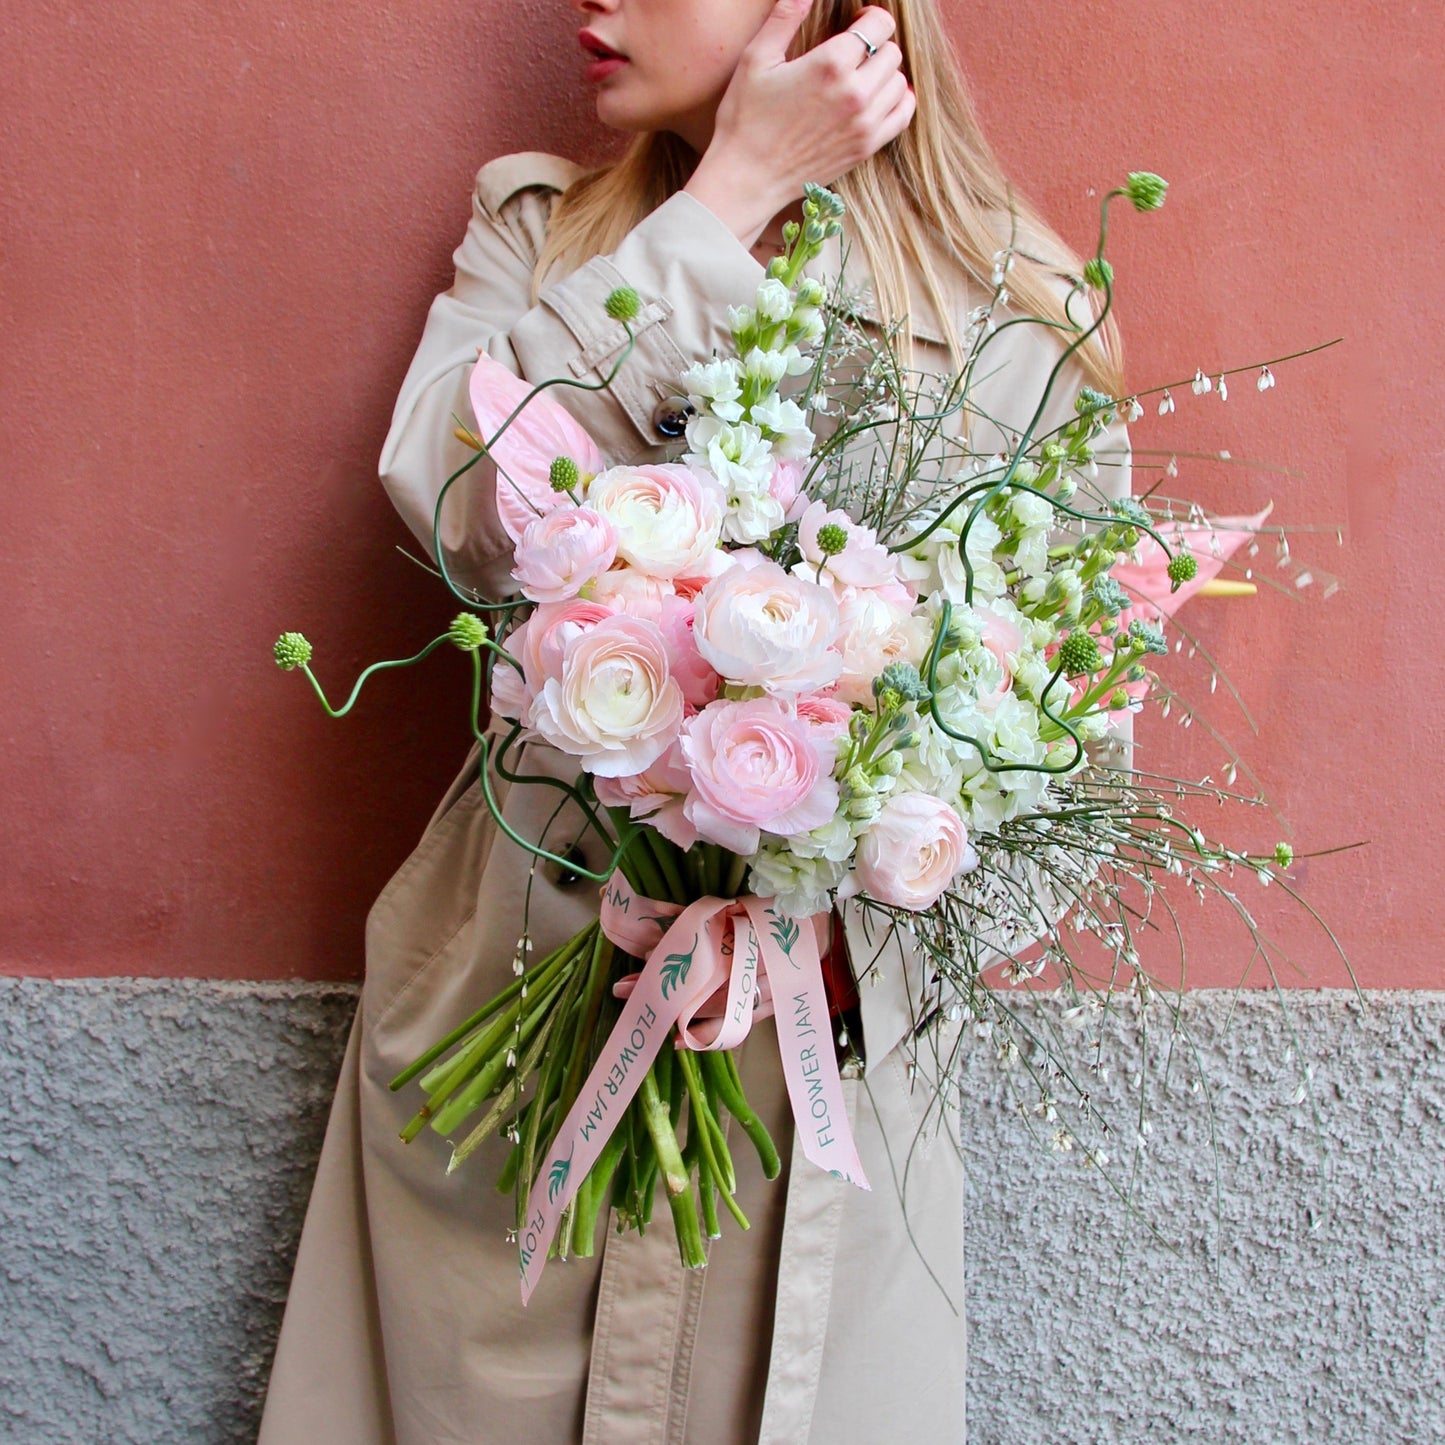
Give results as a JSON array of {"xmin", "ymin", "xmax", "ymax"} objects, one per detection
[
  {"xmin": 659, "ymin": 934, "xmax": 697, "ymax": 1000},
  {"xmin": 548, "ymin": 1150, "xmax": 572, "ymax": 1204},
  {"xmin": 768, "ymin": 913, "xmax": 800, "ymax": 959}
]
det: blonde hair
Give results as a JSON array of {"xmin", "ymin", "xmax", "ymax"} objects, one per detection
[{"xmin": 534, "ymin": 0, "xmax": 1124, "ymax": 397}]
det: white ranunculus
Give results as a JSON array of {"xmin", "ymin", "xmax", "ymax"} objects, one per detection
[
  {"xmin": 692, "ymin": 559, "xmax": 841, "ymax": 693},
  {"xmin": 585, "ymin": 463, "xmax": 723, "ymax": 580},
  {"xmin": 833, "ymin": 589, "xmax": 932, "ymax": 707}
]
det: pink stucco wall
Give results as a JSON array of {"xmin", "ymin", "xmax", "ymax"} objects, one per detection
[{"xmin": 3, "ymin": 2, "xmax": 1439, "ymax": 986}]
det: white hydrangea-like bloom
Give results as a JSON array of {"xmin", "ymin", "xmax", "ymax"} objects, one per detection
[{"xmin": 748, "ymin": 841, "xmax": 851, "ymax": 919}]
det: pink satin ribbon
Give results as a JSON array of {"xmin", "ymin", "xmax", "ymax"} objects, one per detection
[{"xmin": 517, "ymin": 878, "xmax": 869, "ymax": 1304}]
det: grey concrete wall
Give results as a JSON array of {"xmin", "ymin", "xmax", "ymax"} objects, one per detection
[{"xmin": 1, "ymin": 979, "xmax": 1440, "ymax": 1443}]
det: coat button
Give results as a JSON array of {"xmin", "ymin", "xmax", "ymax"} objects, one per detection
[{"xmin": 651, "ymin": 395, "xmax": 695, "ymax": 440}]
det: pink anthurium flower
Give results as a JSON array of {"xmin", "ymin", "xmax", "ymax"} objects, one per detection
[
  {"xmin": 467, "ymin": 354, "xmax": 605, "ymax": 544},
  {"xmin": 1112, "ymin": 503, "xmax": 1274, "ymax": 626}
]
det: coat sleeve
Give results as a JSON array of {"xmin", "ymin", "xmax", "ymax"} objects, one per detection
[
  {"xmin": 852, "ymin": 313, "xmax": 1134, "ymax": 1075},
  {"xmin": 378, "ymin": 151, "xmax": 767, "ymax": 600}
]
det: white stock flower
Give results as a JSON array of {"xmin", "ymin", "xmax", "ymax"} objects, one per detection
[
  {"xmin": 1008, "ymin": 491, "xmax": 1055, "ymax": 579},
  {"xmin": 684, "ymin": 416, "xmax": 775, "ymax": 496},
  {"xmin": 740, "ymin": 347, "xmax": 788, "ymax": 387},
  {"xmin": 681, "ymin": 358, "xmax": 744, "ymax": 424},
  {"xmin": 721, "ymin": 489, "xmax": 786, "ymax": 545},
  {"xmin": 779, "ymin": 342, "xmax": 813, "ymax": 375},
  {"xmin": 754, "ymin": 277, "xmax": 793, "ymax": 324},
  {"xmin": 938, "ymin": 512, "xmax": 1007, "ymax": 602},
  {"xmin": 748, "ymin": 393, "xmax": 814, "ymax": 460}
]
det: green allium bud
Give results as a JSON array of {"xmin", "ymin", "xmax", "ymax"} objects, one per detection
[
  {"xmin": 816, "ymin": 522, "xmax": 848, "ymax": 556},
  {"xmin": 1166, "ymin": 552, "xmax": 1198, "ymax": 590},
  {"xmin": 1273, "ymin": 842, "xmax": 1294, "ymax": 868},
  {"xmin": 604, "ymin": 286, "xmax": 641, "ymax": 322},
  {"xmin": 1125, "ymin": 172, "xmax": 1168, "ymax": 212},
  {"xmin": 1056, "ymin": 630, "xmax": 1104, "ymax": 677},
  {"xmin": 448, "ymin": 613, "xmax": 490, "ymax": 651},
  {"xmin": 549, "ymin": 456, "xmax": 580, "ymax": 493},
  {"xmin": 273, "ymin": 632, "xmax": 312, "ymax": 670},
  {"xmin": 1083, "ymin": 257, "xmax": 1114, "ymax": 290}
]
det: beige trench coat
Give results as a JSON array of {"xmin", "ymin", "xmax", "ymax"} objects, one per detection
[{"xmin": 259, "ymin": 151, "xmax": 1130, "ymax": 1445}]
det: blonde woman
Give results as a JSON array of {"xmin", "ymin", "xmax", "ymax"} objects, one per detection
[{"xmin": 259, "ymin": 2, "xmax": 1129, "ymax": 1441}]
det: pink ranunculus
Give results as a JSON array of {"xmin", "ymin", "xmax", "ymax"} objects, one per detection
[
  {"xmin": 512, "ymin": 506, "xmax": 617, "ymax": 603},
  {"xmin": 592, "ymin": 742, "xmax": 698, "ymax": 849},
  {"xmin": 488, "ymin": 657, "xmax": 529, "ymax": 725},
  {"xmin": 586, "ymin": 566, "xmax": 671, "ymax": 619},
  {"xmin": 796, "ymin": 499, "xmax": 905, "ymax": 591},
  {"xmin": 657, "ymin": 595, "xmax": 720, "ymax": 710},
  {"xmin": 854, "ymin": 792, "xmax": 977, "ymax": 911},
  {"xmin": 692, "ymin": 559, "xmax": 841, "ymax": 694},
  {"xmin": 795, "ymin": 692, "xmax": 855, "ymax": 744},
  {"xmin": 517, "ymin": 599, "xmax": 615, "ymax": 695},
  {"xmin": 585, "ymin": 464, "xmax": 724, "ymax": 580},
  {"xmin": 680, "ymin": 697, "xmax": 839, "ymax": 856},
  {"xmin": 833, "ymin": 589, "xmax": 933, "ymax": 707},
  {"xmin": 531, "ymin": 615, "xmax": 684, "ymax": 777},
  {"xmin": 467, "ymin": 353, "xmax": 604, "ymax": 545},
  {"xmin": 769, "ymin": 459, "xmax": 807, "ymax": 522}
]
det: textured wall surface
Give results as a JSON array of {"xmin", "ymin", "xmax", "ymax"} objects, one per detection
[{"xmin": 3, "ymin": 980, "xmax": 1440, "ymax": 1444}]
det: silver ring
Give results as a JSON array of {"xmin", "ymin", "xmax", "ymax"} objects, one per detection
[{"xmin": 848, "ymin": 28, "xmax": 878, "ymax": 60}]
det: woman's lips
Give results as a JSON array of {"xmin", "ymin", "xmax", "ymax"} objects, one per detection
[
  {"xmin": 585, "ymin": 55, "xmax": 628, "ymax": 82},
  {"xmin": 579, "ymin": 29, "xmax": 627, "ymax": 82}
]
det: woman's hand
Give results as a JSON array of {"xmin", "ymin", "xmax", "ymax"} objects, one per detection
[{"xmin": 684, "ymin": 0, "xmax": 916, "ymax": 249}]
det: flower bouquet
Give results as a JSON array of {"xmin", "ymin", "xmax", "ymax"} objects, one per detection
[{"xmin": 275, "ymin": 175, "xmax": 1346, "ymax": 1300}]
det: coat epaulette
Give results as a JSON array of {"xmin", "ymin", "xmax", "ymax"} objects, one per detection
[{"xmin": 474, "ymin": 151, "xmax": 586, "ymax": 221}]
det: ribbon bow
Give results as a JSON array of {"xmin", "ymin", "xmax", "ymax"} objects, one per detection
[{"xmin": 518, "ymin": 878, "xmax": 869, "ymax": 1303}]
